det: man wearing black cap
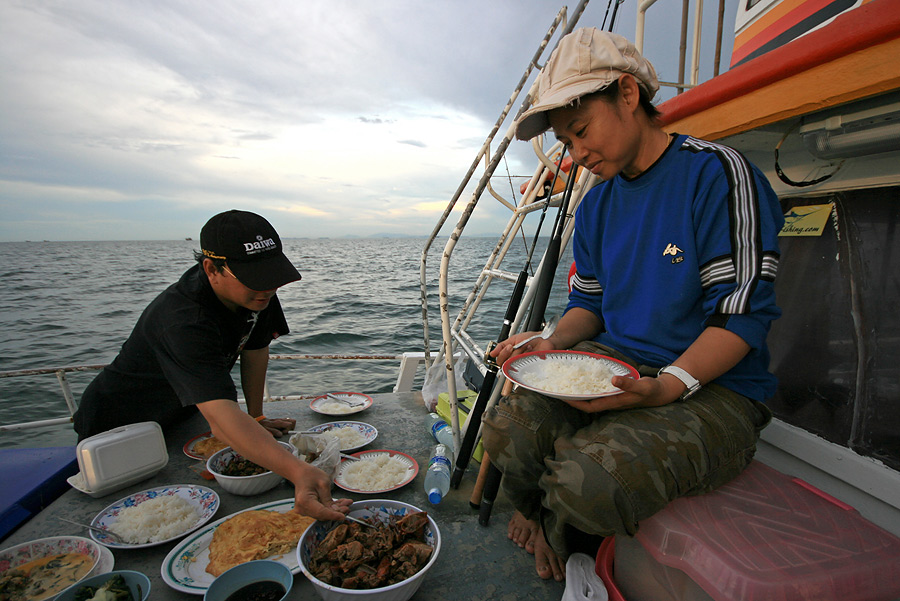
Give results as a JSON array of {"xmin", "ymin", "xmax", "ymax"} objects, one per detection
[{"xmin": 74, "ymin": 210, "xmax": 351, "ymax": 521}]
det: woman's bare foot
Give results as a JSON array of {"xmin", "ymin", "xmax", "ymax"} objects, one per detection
[
  {"xmin": 533, "ymin": 526, "xmax": 565, "ymax": 581},
  {"xmin": 507, "ymin": 511, "xmax": 538, "ymax": 553},
  {"xmin": 508, "ymin": 513, "xmax": 564, "ymax": 580}
]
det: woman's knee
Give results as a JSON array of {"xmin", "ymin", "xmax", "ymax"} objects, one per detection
[{"xmin": 483, "ymin": 391, "xmax": 569, "ymax": 460}]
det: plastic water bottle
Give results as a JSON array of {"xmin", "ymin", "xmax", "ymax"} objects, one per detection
[
  {"xmin": 425, "ymin": 412, "xmax": 455, "ymax": 449},
  {"xmin": 424, "ymin": 443, "xmax": 453, "ymax": 504}
]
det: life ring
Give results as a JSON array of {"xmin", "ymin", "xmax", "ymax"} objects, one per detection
[{"xmin": 520, "ymin": 157, "xmax": 575, "ymax": 196}]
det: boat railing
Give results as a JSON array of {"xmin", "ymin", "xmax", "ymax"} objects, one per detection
[
  {"xmin": 419, "ymin": 0, "xmax": 728, "ymax": 447},
  {"xmin": 419, "ymin": 0, "xmax": 599, "ymax": 449},
  {"xmin": 636, "ymin": 0, "xmax": 728, "ymax": 93},
  {"xmin": 0, "ymin": 352, "xmax": 428, "ymax": 433}
]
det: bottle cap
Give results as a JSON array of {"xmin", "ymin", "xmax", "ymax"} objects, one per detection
[{"xmin": 428, "ymin": 488, "xmax": 443, "ymax": 504}]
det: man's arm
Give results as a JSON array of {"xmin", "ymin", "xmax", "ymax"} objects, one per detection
[
  {"xmin": 240, "ymin": 346, "xmax": 294, "ymax": 437},
  {"xmin": 198, "ymin": 399, "xmax": 350, "ymax": 520},
  {"xmin": 240, "ymin": 346, "xmax": 268, "ymax": 418}
]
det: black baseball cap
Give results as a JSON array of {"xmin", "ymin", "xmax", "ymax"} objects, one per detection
[{"xmin": 200, "ymin": 210, "xmax": 301, "ymax": 291}]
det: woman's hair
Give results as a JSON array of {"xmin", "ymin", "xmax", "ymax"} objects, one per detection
[{"xmin": 584, "ymin": 79, "xmax": 661, "ymax": 122}]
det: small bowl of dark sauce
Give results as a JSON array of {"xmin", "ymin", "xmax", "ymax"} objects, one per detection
[{"xmin": 204, "ymin": 559, "xmax": 293, "ymax": 601}]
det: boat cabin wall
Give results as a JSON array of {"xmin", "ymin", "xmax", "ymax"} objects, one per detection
[
  {"xmin": 731, "ymin": 0, "xmax": 866, "ymax": 67},
  {"xmin": 647, "ymin": 0, "xmax": 900, "ymax": 533}
]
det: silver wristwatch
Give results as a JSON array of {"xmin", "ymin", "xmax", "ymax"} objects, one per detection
[{"xmin": 658, "ymin": 365, "xmax": 701, "ymax": 400}]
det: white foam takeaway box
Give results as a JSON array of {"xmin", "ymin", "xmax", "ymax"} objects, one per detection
[{"xmin": 70, "ymin": 421, "xmax": 168, "ymax": 498}]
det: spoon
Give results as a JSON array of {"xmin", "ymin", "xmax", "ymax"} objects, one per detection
[
  {"xmin": 326, "ymin": 392, "xmax": 364, "ymax": 407},
  {"xmin": 57, "ymin": 517, "xmax": 125, "ymax": 543},
  {"xmin": 344, "ymin": 515, "xmax": 379, "ymax": 529},
  {"xmin": 512, "ymin": 315, "xmax": 560, "ymax": 349}
]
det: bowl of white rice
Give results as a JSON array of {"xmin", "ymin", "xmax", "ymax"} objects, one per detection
[
  {"xmin": 333, "ymin": 450, "xmax": 418, "ymax": 493},
  {"xmin": 305, "ymin": 421, "xmax": 378, "ymax": 452},
  {"xmin": 310, "ymin": 393, "xmax": 373, "ymax": 416},
  {"xmin": 502, "ymin": 350, "xmax": 640, "ymax": 401},
  {"xmin": 206, "ymin": 441, "xmax": 294, "ymax": 496},
  {"xmin": 90, "ymin": 484, "xmax": 219, "ymax": 548}
]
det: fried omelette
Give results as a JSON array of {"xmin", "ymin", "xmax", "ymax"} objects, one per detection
[
  {"xmin": 206, "ymin": 509, "xmax": 315, "ymax": 576},
  {"xmin": 193, "ymin": 435, "xmax": 228, "ymax": 458}
]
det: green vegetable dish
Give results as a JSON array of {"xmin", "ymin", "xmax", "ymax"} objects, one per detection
[
  {"xmin": 73, "ymin": 574, "xmax": 135, "ymax": 601},
  {"xmin": 221, "ymin": 457, "xmax": 268, "ymax": 476}
]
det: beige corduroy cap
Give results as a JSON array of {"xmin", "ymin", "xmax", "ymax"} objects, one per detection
[{"xmin": 516, "ymin": 28, "xmax": 659, "ymax": 140}]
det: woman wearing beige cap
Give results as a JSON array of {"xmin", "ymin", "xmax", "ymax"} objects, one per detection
[{"xmin": 484, "ymin": 28, "xmax": 783, "ymax": 581}]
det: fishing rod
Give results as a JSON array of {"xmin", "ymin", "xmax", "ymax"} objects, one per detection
[
  {"xmin": 525, "ymin": 161, "xmax": 574, "ymax": 331},
  {"xmin": 448, "ymin": 152, "xmax": 570, "ymax": 491},
  {"xmin": 477, "ymin": 158, "xmax": 579, "ymax": 526}
]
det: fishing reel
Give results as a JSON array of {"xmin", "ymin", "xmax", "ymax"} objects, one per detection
[{"xmin": 484, "ymin": 341, "xmax": 500, "ymax": 371}]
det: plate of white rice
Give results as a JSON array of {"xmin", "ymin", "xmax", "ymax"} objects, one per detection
[
  {"xmin": 502, "ymin": 351, "xmax": 639, "ymax": 401},
  {"xmin": 309, "ymin": 392, "xmax": 373, "ymax": 416},
  {"xmin": 90, "ymin": 485, "xmax": 219, "ymax": 549},
  {"xmin": 306, "ymin": 421, "xmax": 378, "ymax": 452},
  {"xmin": 333, "ymin": 450, "xmax": 419, "ymax": 493}
]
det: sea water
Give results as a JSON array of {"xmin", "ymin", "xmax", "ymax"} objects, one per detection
[{"xmin": 0, "ymin": 237, "xmax": 571, "ymax": 449}]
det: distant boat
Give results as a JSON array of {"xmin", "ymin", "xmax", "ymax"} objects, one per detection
[{"xmin": 185, "ymin": 237, "xmax": 192, "ymax": 240}]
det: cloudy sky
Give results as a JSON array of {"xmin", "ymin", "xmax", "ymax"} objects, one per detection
[{"xmin": 0, "ymin": 0, "xmax": 737, "ymax": 241}]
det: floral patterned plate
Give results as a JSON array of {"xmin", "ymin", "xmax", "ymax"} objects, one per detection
[
  {"xmin": 305, "ymin": 421, "xmax": 378, "ymax": 452},
  {"xmin": 0, "ymin": 536, "xmax": 112, "ymax": 600},
  {"xmin": 90, "ymin": 485, "xmax": 219, "ymax": 549}
]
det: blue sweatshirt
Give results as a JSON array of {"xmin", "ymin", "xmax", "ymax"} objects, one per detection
[{"xmin": 567, "ymin": 134, "xmax": 783, "ymax": 401}]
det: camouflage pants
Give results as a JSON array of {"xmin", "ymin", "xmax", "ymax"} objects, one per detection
[{"xmin": 482, "ymin": 341, "xmax": 771, "ymax": 560}]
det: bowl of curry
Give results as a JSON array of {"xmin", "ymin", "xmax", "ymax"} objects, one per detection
[
  {"xmin": 206, "ymin": 442, "xmax": 293, "ymax": 496},
  {"xmin": 0, "ymin": 535, "xmax": 103, "ymax": 601}
]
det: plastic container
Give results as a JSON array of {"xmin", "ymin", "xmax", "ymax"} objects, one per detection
[
  {"xmin": 425, "ymin": 412, "xmax": 454, "ymax": 449},
  {"xmin": 436, "ymin": 390, "xmax": 483, "ymax": 463},
  {"xmin": 424, "ymin": 444, "xmax": 452, "ymax": 504},
  {"xmin": 594, "ymin": 538, "xmax": 627, "ymax": 601},
  {"xmin": 614, "ymin": 461, "xmax": 900, "ymax": 601},
  {"xmin": 70, "ymin": 421, "xmax": 168, "ymax": 498}
]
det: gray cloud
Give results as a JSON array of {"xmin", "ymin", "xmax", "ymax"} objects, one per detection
[{"xmin": 0, "ymin": 0, "xmax": 736, "ymax": 241}]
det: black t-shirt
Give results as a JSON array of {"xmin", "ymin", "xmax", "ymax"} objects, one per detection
[{"xmin": 73, "ymin": 264, "xmax": 289, "ymax": 440}]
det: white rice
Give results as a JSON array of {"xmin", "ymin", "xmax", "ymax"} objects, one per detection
[
  {"xmin": 524, "ymin": 360, "xmax": 618, "ymax": 395},
  {"xmin": 316, "ymin": 401, "xmax": 356, "ymax": 414},
  {"xmin": 341, "ymin": 455, "xmax": 409, "ymax": 491},
  {"xmin": 109, "ymin": 494, "xmax": 200, "ymax": 544},
  {"xmin": 319, "ymin": 426, "xmax": 368, "ymax": 449}
]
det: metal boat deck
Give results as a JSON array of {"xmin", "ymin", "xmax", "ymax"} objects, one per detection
[{"xmin": 2, "ymin": 391, "xmax": 565, "ymax": 600}]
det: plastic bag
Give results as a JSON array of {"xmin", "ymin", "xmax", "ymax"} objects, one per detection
[
  {"xmin": 561, "ymin": 553, "xmax": 609, "ymax": 601},
  {"xmin": 288, "ymin": 432, "xmax": 341, "ymax": 479},
  {"xmin": 421, "ymin": 355, "xmax": 468, "ymax": 412}
]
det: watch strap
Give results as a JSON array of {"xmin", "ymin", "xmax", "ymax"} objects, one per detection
[{"xmin": 657, "ymin": 365, "xmax": 701, "ymax": 400}]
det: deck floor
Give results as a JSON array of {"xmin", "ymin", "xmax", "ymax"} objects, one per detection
[{"xmin": 3, "ymin": 392, "xmax": 566, "ymax": 600}]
